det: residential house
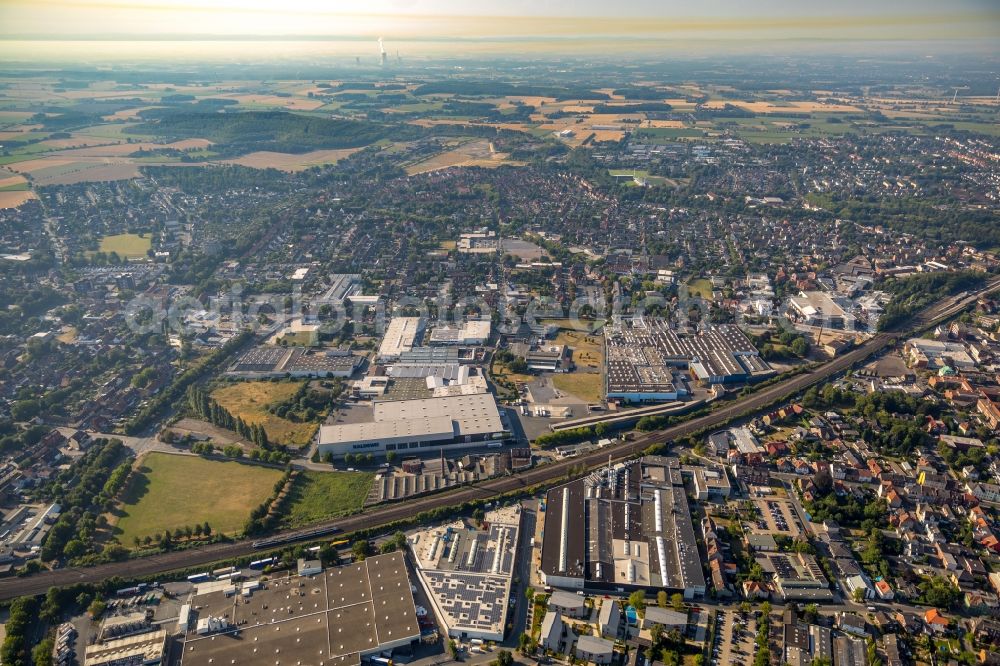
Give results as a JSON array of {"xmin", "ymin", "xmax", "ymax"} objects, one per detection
[
  {"xmin": 575, "ymin": 635, "xmax": 615, "ymax": 665},
  {"xmin": 924, "ymin": 609, "xmax": 950, "ymax": 634},
  {"xmin": 599, "ymin": 601, "xmax": 623, "ymax": 640}
]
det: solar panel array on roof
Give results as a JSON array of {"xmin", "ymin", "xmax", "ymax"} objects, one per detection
[
  {"xmin": 230, "ymin": 346, "xmax": 359, "ymax": 376},
  {"xmin": 410, "ymin": 506, "xmax": 522, "ymax": 641},
  {"xmin": 386, "ymin": 363, "xmax": 463, "ymax": 380},
  {"xmin": 605, "ymin": 318, "xmax": 772, "ymax": 394}
]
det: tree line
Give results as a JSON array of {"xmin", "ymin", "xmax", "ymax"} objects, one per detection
[
  {"xmin": 39, "ymin": 439, "xmax": 133, "ymax": 564},
  {"xmin": 124, "ymin": 330, "xmax": 253, "ymax": 435},
  {"xmin": 186, "ymin": 385, "xmax": 270, "ymax": 448},
  {"xmin": 878, "ymin": 270, "xmax": 985, "ymax": 331},
  {"xmin": 244, "ymin": 470, "xmax": 294, "ymax": 536}
]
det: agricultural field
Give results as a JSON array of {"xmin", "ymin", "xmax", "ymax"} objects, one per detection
[
  {"xmin": 216, "ymin": 93, "xmax": 326, "ymax": 111},
  {"xmin": 113, "ymin": 452, "xmax": 284, "ymax": 543},
  {"xmin": 703, "ymin": 99, "xmax": 861, "ymax": 114},
  {"xmin": 281, "ymin": 471, "xmax": 375, "ymax": 528},
  {"xmin": 95, "ymin": 233, "xmax": 152, "ymax": 259},
  {"xmin": 0, "ymin": 169, "xmax": 29, "ymax": 192},
  {"xmin": 9, "ymin": 157, "xmax": 143, "ymax": 185},
  {"xmin": 633, "ymin": 126, "xmax": 706, "ymax": 141},
  {"xmin": 219, "ymin": 148, "xmax": 362, "ymax": 171},
  {"xmin": 211, "ymin": 380, "xmax": 319, "ymax": 448},
  {"xmin": 0, "ymin": 190, "xmax": 35, "ymax": 208}
]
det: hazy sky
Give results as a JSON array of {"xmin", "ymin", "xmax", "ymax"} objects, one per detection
[{"xmin": 0, "ymin": 0, "xmax": 997, "ymax": 45}]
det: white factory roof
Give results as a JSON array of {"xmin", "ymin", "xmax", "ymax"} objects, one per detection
[
  {"xmin": 319, "ymin": 393, "xmax": 503, "ymax": 446},
  {"xmin": 428, "ymin": 320, "xmax": 491, "ymax": 345},
  {"xmin": 789, "ymin": 291, "xmax": 848, "ymax": 318},
  {"xmin": 318, "ymin": 416, "xmax": 455, "ymax": 445},
  {"xmin": 378, "ymin": 317, "xmax": 424, "ymax": 359},
  {"xmin": 374, "ymin": 393, "xmax": 502, "ymax": 434},
  {"xmin": 731, "ymin": 426, "xmax": 762, "ymax": 455}
]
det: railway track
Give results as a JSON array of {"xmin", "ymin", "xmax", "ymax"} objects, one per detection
[{"xmin": 0, "ymin": 278, "xmax": 996, "ymax": 601}]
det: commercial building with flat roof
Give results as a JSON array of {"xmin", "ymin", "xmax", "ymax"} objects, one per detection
[
  {"xmin": 180, "ymin": 552, "xmax": 419, "ymax": 666},
  {"xmin": 317, "ymin": 393, "xmax": 506, "ymax": 457},
  {"xmin": 833, "ymin": 635, "xmax": 867, "ymax": 666},
  {"xmin": 539, "ymin": 456, "xmax": 706, "ymax": 598},
  {"xmin": 788, "ymin": 291, "xmax": 855, "ymax": 330},
  {"xmin": 688, "ymin": 465, "xmax": 732, "ymax": 500},
  {"xmin": 410, "ymin": 506, "xmax": 521, "ymax": 641},
  {"xmin": 757, "ymin": 552, "xmax": 833, "ymax": 602},
  {"xmin": 428, "ymin": 321, "xmax": 491, "ymax": 346},
  {"xmin": 378, "ymin": 317, "xmax": 425, "ymax": 361},
  {"xmin": 317, "ymin": 273, "xmax": 361, "ymax": 305},
  {"xmin": 85, "ymin": 628, "xmax": 167, "ymax": 666}
]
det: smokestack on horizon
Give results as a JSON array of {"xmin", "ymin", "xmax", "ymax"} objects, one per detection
[{"xmin": 378, "ymin": 37, "xmax": 387, "ymax": 66}]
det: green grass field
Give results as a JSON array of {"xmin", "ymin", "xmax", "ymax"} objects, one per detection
[
  {"xmin": 687, "ymin": 278, "xmax": 714, "ymax": 299},
  {"xmin": 97, "ymin": 233, "xmax": 151, "ymax": 259},
  {"xmin": 0, "ymin": 142, "xmax": 55, "ymax": 164},
  {"xmin": 552, "ymin": 373, "xmax": 603, "ymax": 404},
  {"xmin": 281, "ymin": 470, "xmax": 374, "ymax": 527},
  {"xmin": 114, "ymin": 453, "xmax": 283, "ymax": 543},
  {"xmin": 549, "ymin": 330, "xmax": 605, "ymax": 402}
]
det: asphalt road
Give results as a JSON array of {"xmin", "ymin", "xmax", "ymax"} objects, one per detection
[{"xmin": 0, "ymin": 278, "xmax": 996, "ymax": 601}]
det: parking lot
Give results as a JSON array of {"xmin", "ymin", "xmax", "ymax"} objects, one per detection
[
  {"xmin": 753, "ymin": 498, "xmax": 802, "ymax": 537},
  {"xmin": 710, "ymin": 610, "xmax": 757, "ymax": 666}
]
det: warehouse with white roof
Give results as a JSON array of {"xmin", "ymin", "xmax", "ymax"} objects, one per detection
[
  {"xmin": 317, "ymin": 393, "xmax": 507, "ymax": 457},
  {"xmin": 378, "ymin": 317, "xmax": 425, "ymax": 361}
]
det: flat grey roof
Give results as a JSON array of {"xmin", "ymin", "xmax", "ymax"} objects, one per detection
[{"xmin": 182, "ymin": 552, "xmax": 418, "ymax": 666}]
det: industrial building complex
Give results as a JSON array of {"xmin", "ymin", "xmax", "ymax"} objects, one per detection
[
  {"xmin": 410, "ymin": 505, "xmax": 522, "ymax": 641},
  {"xmin": 179, "ymin": 552, "xmax": 420, "ymax": 666},
  {"xmin": 427, "ymin": 320, "xmax": 491, "ymax": 346},
  {"xmin": 228, "ymin": 346, "xmax": 363, "ymax": 378},
  {"xmin": 604, "ymin": 318, "xmax": 773, "ymax": 403},
  {"xmin": 539, "ymin": 456, "xmax": 707, "ymax": 598},
  {"xmin": 378, "ymin": 317, "xmax": 426, "ymax": 361},
  {"xmin": 316, "ymin": 392, "xmax": 507, "ymax": 458}
]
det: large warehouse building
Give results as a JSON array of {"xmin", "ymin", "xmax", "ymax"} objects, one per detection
[
  {"xmin": 378, "ymin": 317, "xmax": 425, "ymax": 361},
  {"xmin": 180, "ymin": 552, "xmax": 420, "ymax": 666},
  {"xmin": 605, "ymin": 318, "xmax": 773, "ymax": 402},
  {"xmin": 539, "ymin": 456, "xmax": 706, "ymax": 599},
  {"xmin": 317, "ymin": 393, "xmax": 507, "ymax": 458}
]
